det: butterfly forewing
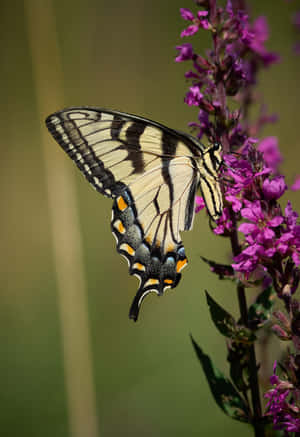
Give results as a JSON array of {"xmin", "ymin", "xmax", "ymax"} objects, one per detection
[{"xmin": 46, "ymin": 107, "xmax": 222, "ymax": 320}]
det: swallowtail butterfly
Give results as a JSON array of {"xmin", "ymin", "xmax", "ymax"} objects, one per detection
[{"xmin": 46, "ymin": 107, "xmax": 223, "ymax": 321}]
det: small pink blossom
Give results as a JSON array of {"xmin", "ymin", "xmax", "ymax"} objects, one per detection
[
  {"xmin": 290, "ymin": 175, "xmax": 300, "ymax": 191},
  {"xmin": 195, "ymin": 196, "xmax": 205, "ymax": 213}
]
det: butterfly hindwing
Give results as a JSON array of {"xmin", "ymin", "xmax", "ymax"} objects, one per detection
[
  {"xmin": 111, "ymin": 157, "xmax": 199, "ymax": 320},
  {"xmin": 46, "ymin": 107, "xmax": 222, "ymax": 320}
]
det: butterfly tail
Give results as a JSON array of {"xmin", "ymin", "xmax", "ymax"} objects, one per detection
[{"xmin": 129, "ymin": 286, "xmax": 157, "ymax": 322}]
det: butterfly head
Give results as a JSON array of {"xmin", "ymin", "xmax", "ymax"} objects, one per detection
[
  {"xmin": 211, "ymin": 142, "xmax": 222, "ymax": 153},
  {"xmin": 202, "ymin": 142, "xmax": 222, "ymax": 171}
]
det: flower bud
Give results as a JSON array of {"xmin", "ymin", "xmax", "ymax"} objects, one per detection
[
  {"xmin": 273, "ymin": 310, "xmax": 291, "ymax": 331},
  {"xmin": 272, "ymin": 324, "xmax": 291, "ymax": 340}
]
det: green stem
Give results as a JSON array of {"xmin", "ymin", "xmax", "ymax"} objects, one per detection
[{"xmin": 230, "ymin": 212, "xmax": 264, "ymax": 437}]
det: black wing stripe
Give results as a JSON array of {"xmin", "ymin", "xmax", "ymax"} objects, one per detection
[
  {"xmin": 201, "ymin": 156, "xmax": 218, "ymax": 178},
  {"xmin": 47, "ymin": 116, "xmax": 120, "ymax": 197},
  {"xmin": 52, "ymin": 106, "xmax": 203, "ymax": 157},
  {"xmin": 200, "ymin": 178, "xmax": 221, "ymax": 219},
  {"xmin": 111, "ymin": 114, "xmax": 125, "ymax": 140},
  {"xmin": 160, "ymin": 130, "xmax": 178, "ymax": 239},
  {"xmin": 125, "ymin": 122, "xmax": 146, "ymax": 173},
  {"xmin": 184, "ymin": 160, "xmax": 198, "ymax": 229}
]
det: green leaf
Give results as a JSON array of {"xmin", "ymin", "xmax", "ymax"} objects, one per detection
[
  {"xmin": 191, "ymin": 335, "xmax": 250, "ymax": 423},
  {"xmin": 205, "ymin": 291, "xmax": 257, "ymax": 343},
  {"xmin": 200, "ymin": 256, "xmax": 234, "ymax": 280},
  {"xmin": 248, "ymin": 286, "xmax": 276, "ymax": 330},
  {"xmin": 205, "ymin": 291, "xmax": 236, "ymax": 338},
  {"xmin": 234, "ymin": 326, "xmax": 256, "ymax": 344},
  {"xmin": 227, "ymin": 341, "xmax": 250, "ymax": 393}
]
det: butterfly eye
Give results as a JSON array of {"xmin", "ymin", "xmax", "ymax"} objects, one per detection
[{"xmin": 213, "ymin": 142, "xmax": 221, "ymax": 152}]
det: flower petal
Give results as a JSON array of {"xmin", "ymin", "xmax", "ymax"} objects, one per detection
[
  {"xmin": 181, "ymin": 24, "xmax": 199, "ymax": 37},
  {"xmin": 180, "ymin": 8, "xmax": 194, "ymax": 21},
  {"xmin": 290, "ymin": 175, "xmax": 300, "ymax": 191}
]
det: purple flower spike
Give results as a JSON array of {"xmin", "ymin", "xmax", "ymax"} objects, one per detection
[
  {"xmin": 265, "ymin": 360, "xmax": 300, "ymax": 432},
  {"xmin": 175, "ymin": 2, "xmax": 300, "ymax": 435},
  {"xmin": 176, "ymin": 2, "xmax": 300, "ymax": 435}
]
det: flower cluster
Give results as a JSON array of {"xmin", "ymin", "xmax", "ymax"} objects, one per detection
[
  {"xmin": 207, "ymin": 142, "xmax": 300, "ymax": 303},
  {"xmin": 176, "ymin": 2, "xmax": 279, "ymax": 145},
  {"xmin": 265, "ymin": 361, "xmax": 300, "ymax": 433},
  {"xmin": 220, "ymin": 142, "xmax": 300, "ymax": 290},
  {"xmin": 176, "ymin": 1, "xmax": 300, "ymax": 297},
  {"xmin": 176, "ymin": 1, "xmax": 300, "ymax": 435}
]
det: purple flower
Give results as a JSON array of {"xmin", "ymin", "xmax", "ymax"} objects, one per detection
[
  {"xmin": 226, "ymin": 194, "xmax": 243, "ymax": 212},
  {"xmin": 239, "ymin": 200, "xmax": 283, "ymax": 242},
  {"xmin": 222, "ymin": 155, "xmax": 254, "ymax": 194},
  {"xmin": 181, "ymin": 25, "xmax": 199, "ymax": 37},
  {"xmin": 180, "ymin": 8, "xmax": 194, "ymax": 21},
  {"xmin": 175, "ymin": 43, "xmax": 194, "ymax": 62},
  {"xmin": 213, "ymin": 208, "xmax": 233, "ymax": 235},
  {"xmin": 195, "ymin": 196, "xmax": 205, "ymax": 213},
  {"xmin": 222, "ymin": 151, "xmax": 271, "ymax": 201},
  {"xmin": 247, "ymin": 17, "xmax": 280, "ymax": 66},
  {"xmin": 184, "ymin": 85, "xmax": 204, "ymax": 106},
  {"xmin": 231, "ymin": 200, "xmax": 286, "ymax": 275},
  {"xmin": 232, "ymin": 249, "xmax": 260, "ymax": 275},
  {"xmin": 270, "ymin": 361, "xmax": 279, "ymax": 385},
  {"xmin": 188, "ymin": 109, "xmax": 211, "ymax": 139},
  {"xmin": 264, "ymin": 361, "xmax": 300, "ymax": 433},
  {"xmin": 175, "ymin": 3, "xmax": 300, "ymax": 434},
  {"xmin": 262, "ymin": 176, "xmax": 287, "ymax": 200},
  {"xmin": 290, "ymin": 176, "xmax": 300, "ymax": 191},
  {"xmin": 180, "ymin": 8, "xmax": 210, "ymax": 37},
  {"xmin": 258, "ymin": 136, "xmax": 282, "ymax": 172},
  {"xmin": 275, "ymin": 202, "xmax": 300, "ymax": 267},
  {"xmin": 196, "ymin": 11, "xmax": 210, "ymax": 30}
]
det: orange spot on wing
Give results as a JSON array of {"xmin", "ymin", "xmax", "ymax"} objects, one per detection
[
  {"xmin": 149, "ymin": 278, "xmax": 159, "ymax": 285},
  {"xmin": 134, "ymin": 262, "xmax": 145, "ymax": 271},
  {"xmin": 120, "ymin": 243, "xmax": 135, "ymax": 256},
  {"xmin": 118, "ymin": 221, "xmax": 125, "ymax": 233},
  {"xmin": 117, "ymin": 196, "xmax": 128, "ymax": 211},
  {"xmin": 167, "ymin": 244, "xmax": 175, "ymax": 252},
  {"xmin": 145, "ymin": 235, "xmax": 152, "ymax": 244},
  {"xmin": 176, "ymin": 258, "xmax": 187, "ymax": 273},
  {"xmin": 126, "ymin": 245, "xmax": 135, "ymax": 255},
  {"xmin": 164, "ymin": 279, "xmax": 173, "ymax": 285}
]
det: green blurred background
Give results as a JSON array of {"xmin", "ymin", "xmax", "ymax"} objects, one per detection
[{"xmin": 1, "ymin": 1, "xmax": 299, "ymax": 436}]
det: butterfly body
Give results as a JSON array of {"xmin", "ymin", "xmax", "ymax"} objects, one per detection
[{"xmin": 46, "ymin": 107, "xmax": 223, "ymax": 321}]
